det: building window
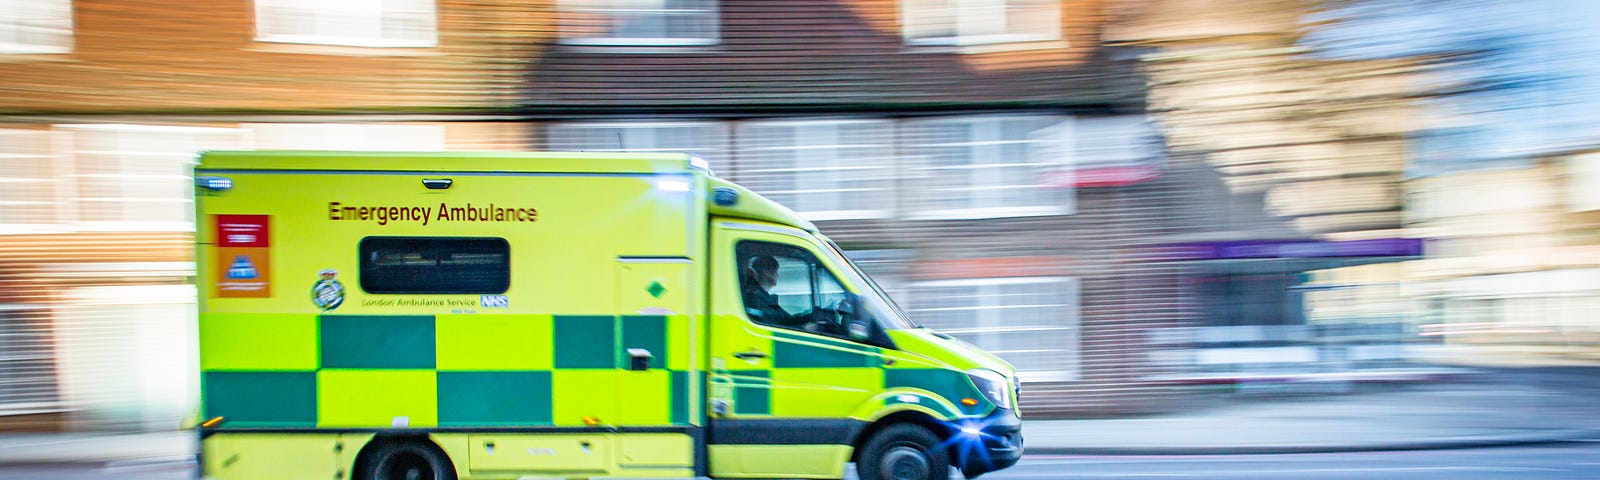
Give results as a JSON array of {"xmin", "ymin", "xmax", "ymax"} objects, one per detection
[
  {"xmin": 1058, "ymin": 116, "xmax": 1166, "ymax": 188},
  {"xmin": 902, "ymin": 0, "xmax": 1060, "ymax": 46},
  {"xmin": 61, "ymin": 125, "xmax": 240, "ymax": 232},
  {"xmin": 559, "ymin": 0, "xmax": 718, "ymax": 46},
  {"xmin": 1568, "ymin": 153, "xmax": 1600, "ymax": 213},
  {"xmin": 1409, "ymin": 126, "xmax": 1527, "ymax": 178},
  {"xmin": 901, "ymin": 115, "xmax": 1073, "ymax": 219},
  {"xmin": 246, "ymin": 123, "xmax": 447, "ymax": 151},
  {"xmin": 1072, "ymin": 116, "xmax": 1163, "ymax": 171},
  {"xmin": 545, "ymin": 121, "xmax": 728, "ymax": 163},
  {"xmin": 904, "ymin": 276, "xmax": 1080, "ymax": 381},
  {"xmin": 734, "ymin": 119, "xmax": 896, "ymax": 221},
  {"xmin": 0, "ymin": 306, "xmax": 62, "ymax": 415},
  {"xmin": 0, "ymin": 0, "xmax": 72, "ymax": 54},
  {"xmin": 0, "ymin": 129, "xmax": 61, "ymax": 234},
  {"xmin": 255, "ymin": 0, "xmax": 437, "ymax": 48},
  {"xmin": 57, "ymin": 285, "xmax": 197, "ymax": 431}
]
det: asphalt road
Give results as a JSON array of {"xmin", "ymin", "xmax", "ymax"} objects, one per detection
[
  {"xmin": 982, "ymin": 442, "xmax": 1600, "ymax": 480},
  {"xmin": 6, "ymin": 442, "xmax": 1600, "ymax": 480}
]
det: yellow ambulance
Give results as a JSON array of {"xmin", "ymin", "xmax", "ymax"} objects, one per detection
[{"xmin": 193, "ymin": 151, "xmax": 1022, "ymax": 480}]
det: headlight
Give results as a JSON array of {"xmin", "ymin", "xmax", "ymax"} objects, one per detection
[{"xmin": 966, "ymin": 369, "xmax": 1012, "ymax": 410}]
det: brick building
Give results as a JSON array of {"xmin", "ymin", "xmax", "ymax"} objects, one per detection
[
  {"xmin": 0, "ymin": 0, "xmax": 1274, "ymax": 427},
  {"xmin": 0, "ymin": 0, "xmax": 545, "ymax": 431},
  {"xmin": 521, "ymin": 0, "xmax": 1218, "ymax": 416}
]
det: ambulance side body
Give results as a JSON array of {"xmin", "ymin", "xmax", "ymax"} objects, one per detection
[{"xmin": 193, "ymin": 151, "xmax": 1021, "ymax": 480}]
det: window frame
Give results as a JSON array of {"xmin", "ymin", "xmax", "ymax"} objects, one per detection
[
  {"xmin": 358, "ymin": 236, "xmax": 511, "ymax": 295},
  {"xmin": 0, "ymin": 0, "xmax": 73, "ymax": 54},
  {"xmin": 544, "ymin": 121, "xmax": 729, "ymax": 162},
  {"xmin": 901, "ymin": 0, "xmax": 1062, "ymax": 47},
  {"xmin": 253, "ymin": 0, "xmax": 439, "ymax": 48},
  {"xmin": 0, "ymin": 129, "xmax": 63, "ymax": 234},
  {"xmin": 59, "ymin": 124, "xmax": 242, "ymax": 233},
  {"xmin": 0, "ymin": 305, "xmax": 63, "ymax": 415},
  {"xmin": 244, "ymin": 123, "xmax": 448, "ymax": 151},
  {"xmin": 733, "ymin": 118, "xmax": 897, "ymax": 221},
  {"xmin": 901, "ymin": 114, "xmax": 1075, "ymax": 220},
  {"xmin": 904, "ymin": 276, "xmax": 1081, "ymax": 382},
  {"xmin": 557, "ymin": 0, "xmax": 720, "ymax": 47}
]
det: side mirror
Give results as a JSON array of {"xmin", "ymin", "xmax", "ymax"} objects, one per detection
[{"xmin": 843, "ymin": 294, "xmax": 871, "ymax": 341}]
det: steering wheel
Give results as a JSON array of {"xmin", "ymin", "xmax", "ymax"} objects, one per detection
[
  {"xmin": 798, "ymin": 312, "xmax": 831, "ymax": 335},
  {"xmin": 803, "ymin": 299, "xmax": 854, "ymax": 335}
]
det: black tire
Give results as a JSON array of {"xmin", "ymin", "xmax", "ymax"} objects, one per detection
[
  {"xmin": 856, "ymin": 423, "xmax": 952, "ymax": 480},
  {"xmin": 358, "ymin": 440, "xmax": 457, "ymax": 480}
]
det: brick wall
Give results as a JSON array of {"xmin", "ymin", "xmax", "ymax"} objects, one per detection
[{"xmin": 0, "ymin": 1, "xmax": 551, "ymax": 113}]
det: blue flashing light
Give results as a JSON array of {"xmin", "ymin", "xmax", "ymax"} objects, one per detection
[
  {"xmin": 656, "ymin": 179, "xmax": 692, "ymax": 192},
  {"xmin": 689, "ymin": 155, "xmax": 715, "ymax": 175},
  {"xmin": 943, "ymin": 418, "xmax": 998, "ymax": 470},
  {"xmin": 196, "ymin": 176, "xmax": 233, "ymax": 191},
  {"xmin": 713, "ymin": 187, "xmax": 739, "ymax": 206}
]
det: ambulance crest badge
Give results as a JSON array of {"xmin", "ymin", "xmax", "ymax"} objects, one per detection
[{"xmin": 312, "ymin": 269, "xmax": 345, "ymax": 311}]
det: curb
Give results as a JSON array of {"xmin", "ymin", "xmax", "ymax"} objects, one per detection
[
  {"xmin": 0, "ymin": 456, "xmax": 195, "ymax": 468},
  {"xmin": 1023, "ymin": 429, "xmax": 1600, "ymax": 456},
  {"xmin": 0, "ymin": 434, "xmax": 195, "ymax": 468}
]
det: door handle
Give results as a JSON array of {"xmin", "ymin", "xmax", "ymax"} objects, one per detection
[{"xmin": 732, "ymin": 351, "xmax": 767, "ymax": 360}]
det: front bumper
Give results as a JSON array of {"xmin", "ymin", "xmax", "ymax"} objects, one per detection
[{"xmin": 951, "ymin": 407, "xmax": 1023, "ymax": 478}]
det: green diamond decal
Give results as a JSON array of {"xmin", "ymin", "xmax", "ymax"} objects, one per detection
[{"xmin": 647, "ymin": 281, "xmax": 666, "ymax": 298}]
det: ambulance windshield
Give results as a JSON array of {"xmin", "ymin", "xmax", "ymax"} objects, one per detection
[{"xmin": 822, "ymin": 241, "xmax": 918, "ymax": 330}]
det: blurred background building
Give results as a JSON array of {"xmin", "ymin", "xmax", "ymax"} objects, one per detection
[
  {"xmin": 0, "ymin": 0, "xmax": 543, "ymax": 431},
  {"xmin": 1111, "ymin": 0, "xmax": 1430, "ymax": 390},
  {"xmin": 0, "ymin": 0, "xmax": 1596, "ymax": 431},
  {"xmin": 1298, "ymin": 0, "xmax": 1600, "ymax": 365}
]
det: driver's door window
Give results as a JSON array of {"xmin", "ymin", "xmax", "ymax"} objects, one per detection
[{"xmin": 736, "ymin": 241, "xmax": 849, "ymax": 337}]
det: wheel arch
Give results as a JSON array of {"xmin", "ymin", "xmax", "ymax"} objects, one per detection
[
  {"xmin": 350, "ymin": 433, "xmax": 457, "ymax": 480},
  {"xmin": 850, "ymin": 410, "xmax": 953, "ymax": 466}
]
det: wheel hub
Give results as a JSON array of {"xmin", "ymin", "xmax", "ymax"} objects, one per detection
[{"xmin": 882, "ymin": 446, "xmax": 930, "ymax": 480}]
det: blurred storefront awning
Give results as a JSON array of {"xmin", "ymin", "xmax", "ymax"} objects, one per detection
[{"xmin": 1156, "ymin": 238, "xmax": 1425, "ymax": 274}]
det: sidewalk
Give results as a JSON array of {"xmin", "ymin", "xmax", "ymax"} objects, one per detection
[
  {"xmin": 1027, "ymin": 366, "xmax": 1600, "ymax": 455},
  {"xmin": 0, "ymin": 430, "xmax": 194, "ymax": 466},
  {"xmin": 4, "ymin": 368, "xmax": 1599, "ymax": 465}
]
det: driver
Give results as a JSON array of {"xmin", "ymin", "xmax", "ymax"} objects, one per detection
[{"xmin": 741, "ymin": 255, "xmax": 806, "ymax": 328}]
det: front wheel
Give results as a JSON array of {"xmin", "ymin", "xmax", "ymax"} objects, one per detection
[
  {"xmin": 857, "ymin": 424, "xmax": 952, "ymax": 480},
  {"xmin": 358, "ymin": 440, "xmax": 456, "ymax": 480}
]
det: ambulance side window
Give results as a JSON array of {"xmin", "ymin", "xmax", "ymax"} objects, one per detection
[
  {"xmin": 736, "ymin": 241, "xmax": 852, "ymax": 338},
  {"xmin": 359, "ymin": 236, "xmax": 510, "ymax": 294}
]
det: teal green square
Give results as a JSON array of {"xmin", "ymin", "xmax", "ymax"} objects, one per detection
[
  {"xmin": 320, "ymin": 315, "xmax": 435, "ymax": 369},
  {"xmin": 438, "ymin": 371, "xmax": 552, "ymax": 426},
  {"xmin": 774, "ymin": 340, "xmax": 876, "ymax": 368},
  {"xmin": 885, "ymin": 369, "xmax": 986, "ymax": 415},
  {"xmin": 622, "ymin": 315, "xmax": 667, "ymax": 370},
  {"xmin": 203, "ymin": 371, "xmax": 317, "ymax": 427},
  {"xmin": 672, "ymin": 371, "xmax": 690, "ymax": 424},
  {"xmin": 554, "ymin": 315, "xmax": 615, "ymax": 369},
  {"xmin": 732, "ymin": 370, "xmax": 770, "ymax": 415}
]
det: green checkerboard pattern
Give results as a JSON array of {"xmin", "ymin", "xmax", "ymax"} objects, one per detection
[
  {"xmin": 723, "ymin": 334, "xmax": 990, "ymax": 417},
  {"xmin": 202, "ymin": 313, "xmax": 992, "ymax": 429},
  {"xmin": 200, "ymin": 314, "xmax": 689, "ymax": 429}
]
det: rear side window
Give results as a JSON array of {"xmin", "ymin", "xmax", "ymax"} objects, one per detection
[{"xmin": 359, "ymin": 237, "xmax": 510, "ymax": 294}]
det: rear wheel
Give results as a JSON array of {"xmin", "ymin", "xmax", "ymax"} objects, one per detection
[
  {"xmin": 359, "ymin": 440, "xmax": 456, "ymax": 480},
  {"xmin": 857, "ymin": 423, "xmax": 952, "ymax": 480}
]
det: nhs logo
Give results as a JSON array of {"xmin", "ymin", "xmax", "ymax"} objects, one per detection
[
  {"xmin": 480, "ymin": 295, "xmax": 509, "ymax": 308},
  {"xmin": 226, "ymin": 255, "xmax": 259, "ymax": 279}
]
